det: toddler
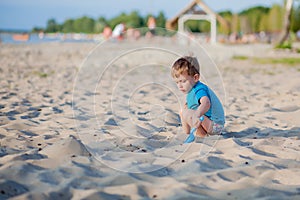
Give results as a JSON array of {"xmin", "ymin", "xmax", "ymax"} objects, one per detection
[{"xmin": 171, "ymin": 56, "xmax": 225, "ymax": 140}]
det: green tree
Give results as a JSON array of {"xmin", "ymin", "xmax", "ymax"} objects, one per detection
[
  {"xmin": 45, "ymin": 18, "xmax": 60, "ymax": 33},
  {"xmin": 268, "ymin": 4, "xmax": 284, "ymax": 32},
  {"xmin": 94, "ymin": 17, "xmax": 107, "ymax": 33},
  {"xmin": 62, "ymin": 19, "xmax": 74, "ymax": 33},
  {"xmin": 231, "ymin": 14, "xmax": 241, "ymax": 33},
  {"xmin": 218, "ymin": 11, "xmax": 233, "ymax": 34},
  {"xmin": 239, "ymin": 6, "xmax": 270, "ymax": 33},
  {"xmin": 258, "ymin": 13, "xmax": 269, "ymax": 32},
  {"xmin": 185, "ymin": 20, "xmax": 200, "ymax": 32},
  {"xmin": 81, "ymin": 16, "xmax": 95, "ymax": 33},
  {"xmin": 72, "ymin": 18, "xmax": 81, "ymax": 33},
  {"xmin": 72, "ymin": 16, "xmax": 95, "ymax": 33},
  {"xmin": 31, "ymin": 27, "xmax": 44, "ymax": 33},
  {"xmin": 109, "ymin": 12, "xmax": 127, "ymax": 29},
  {"xmin": 239, "ymin": 16, "xmax": 251, "ymax": 34},
  {"xmin": 127, "ymin": 11, "xmax": 144, "ymax": 28},
  {"xmin": 198, "ymin": 21, "xmax": 210, "ymax": 33},
  {"xmin": 291, "ymin": 4, "xmax": 300, "ymax": 32},
  {"xmin": 156, "ymin": 11, "xmax": 166, "ymax": 28}
]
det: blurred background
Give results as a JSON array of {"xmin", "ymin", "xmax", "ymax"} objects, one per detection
[{"xmin": 0, "ymin": 0, "xmax": 299, "ymax": 46}]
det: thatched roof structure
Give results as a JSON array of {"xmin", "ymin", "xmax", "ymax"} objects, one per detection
[{"xmin": 166, "ymin": 0, "xmax": 229, "ymax": 30}]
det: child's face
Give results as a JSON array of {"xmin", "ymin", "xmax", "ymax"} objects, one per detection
[{"xmin": 174, "ymin": 72, "xmax": 199, "ymax": 94}]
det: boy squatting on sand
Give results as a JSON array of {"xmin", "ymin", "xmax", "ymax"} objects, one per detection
[{"xmin": 171, "ymin": 56, "xmax": 225, "ymax": 137}]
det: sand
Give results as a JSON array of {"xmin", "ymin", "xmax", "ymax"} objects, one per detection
[{"xmin": 0, "ymin": 38, "xmax": 299, "ymax": 199}]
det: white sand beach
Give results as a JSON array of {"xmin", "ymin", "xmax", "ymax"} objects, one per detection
[{"xmin": 0, "ymin": 38, "xmax": 299, "ymax": 199}]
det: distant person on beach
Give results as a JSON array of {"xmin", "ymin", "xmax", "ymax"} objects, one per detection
[
  {"xmin": 147, "ymin": 16, "xmax": 156, "ymax": 37},
  {"xmin": 112, "ymin": 23, "xmax": 126, "ymax": 41},
  {"xmin": 171, "ymin": 56, "xmax": 225, "ymax": 138},
  {"xmin": 103, "ymin": 25, "xmax": 112, "ymax": 40}
]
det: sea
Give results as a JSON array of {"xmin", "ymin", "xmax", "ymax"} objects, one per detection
[{"xmin": 0, "ymin": 32, "xmax": 102, "ymax": 44}]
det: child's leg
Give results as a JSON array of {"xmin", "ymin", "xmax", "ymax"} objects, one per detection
[
  {"xmin": 180, "ymin": 108, "xmax": 191, "ymax": 134},
  {"xmin": 200, "ymin": 116, "xmax": 213, "ymax": 133},
  {"xmin": 196, "ymin": 116, "xmax": 213, "ymax": 137},
  {"xmin": 195, "ymin": 126, "xmax": 207, "ymax": 137},
  {"xmin": 200, "ymin": 116, "xmax": 224, "ymax": 135}
]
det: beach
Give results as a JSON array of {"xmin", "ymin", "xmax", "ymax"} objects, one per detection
[{"xmin": 0, "ymin": 38, "xmax": 300, "ymax": 199}]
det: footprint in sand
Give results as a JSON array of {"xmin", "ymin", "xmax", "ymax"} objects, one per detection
[{"xmin": 271, "ymin": 105, "xmax": 299, "ymax": 112}]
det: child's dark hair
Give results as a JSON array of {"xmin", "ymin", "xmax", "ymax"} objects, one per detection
[{"xmin": 171, "ymin": 56, "xmax": 200, "ymax": 78}]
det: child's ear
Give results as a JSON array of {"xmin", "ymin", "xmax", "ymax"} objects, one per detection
[{"xmin": 194, "ymin": 74, "xmax": 200, "ymax": 81}]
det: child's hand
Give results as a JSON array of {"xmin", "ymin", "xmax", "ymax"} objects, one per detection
[{"xmin": 192, "ymin": 114, "xmax": 202, "ymax": 128}]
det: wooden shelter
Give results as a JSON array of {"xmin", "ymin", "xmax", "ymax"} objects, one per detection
[{"xmin": 166, "ymin": 0, "xmax": 230, "ymax": 43}]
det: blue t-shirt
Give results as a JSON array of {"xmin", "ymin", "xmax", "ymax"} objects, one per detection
[{"xmin": 187, "ymin": 81, "xmax": 225, "ymax": 125}]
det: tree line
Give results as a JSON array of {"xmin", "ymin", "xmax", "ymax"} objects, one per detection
[
  {"xmin": 185, "ymin": 4, "xmax": 300, "ymax": 35},
  {"xmin": 32, "ymin": 4, "xmax": 300, "ymax": 35},
  {"xmin": 32, "ymin": 11, "xmax": 166, "ymax": 34},
  {"xmin": 218, "ymin": 4, "xmax": 300, "ymax": 35}
]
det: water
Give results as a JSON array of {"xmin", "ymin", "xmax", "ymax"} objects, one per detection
[{"xmin": 0, "ymin": 33, "xmax": 101, "ymax": 44}]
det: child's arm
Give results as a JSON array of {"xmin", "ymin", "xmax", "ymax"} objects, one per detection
[{"xmin": 193, "ymin": 96, "xmax": 211, "ymax": 128}]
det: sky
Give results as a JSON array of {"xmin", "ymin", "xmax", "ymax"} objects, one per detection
[{"xmin": 0, "ymin": 0, "xmax": 284, "ymax": 30}]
